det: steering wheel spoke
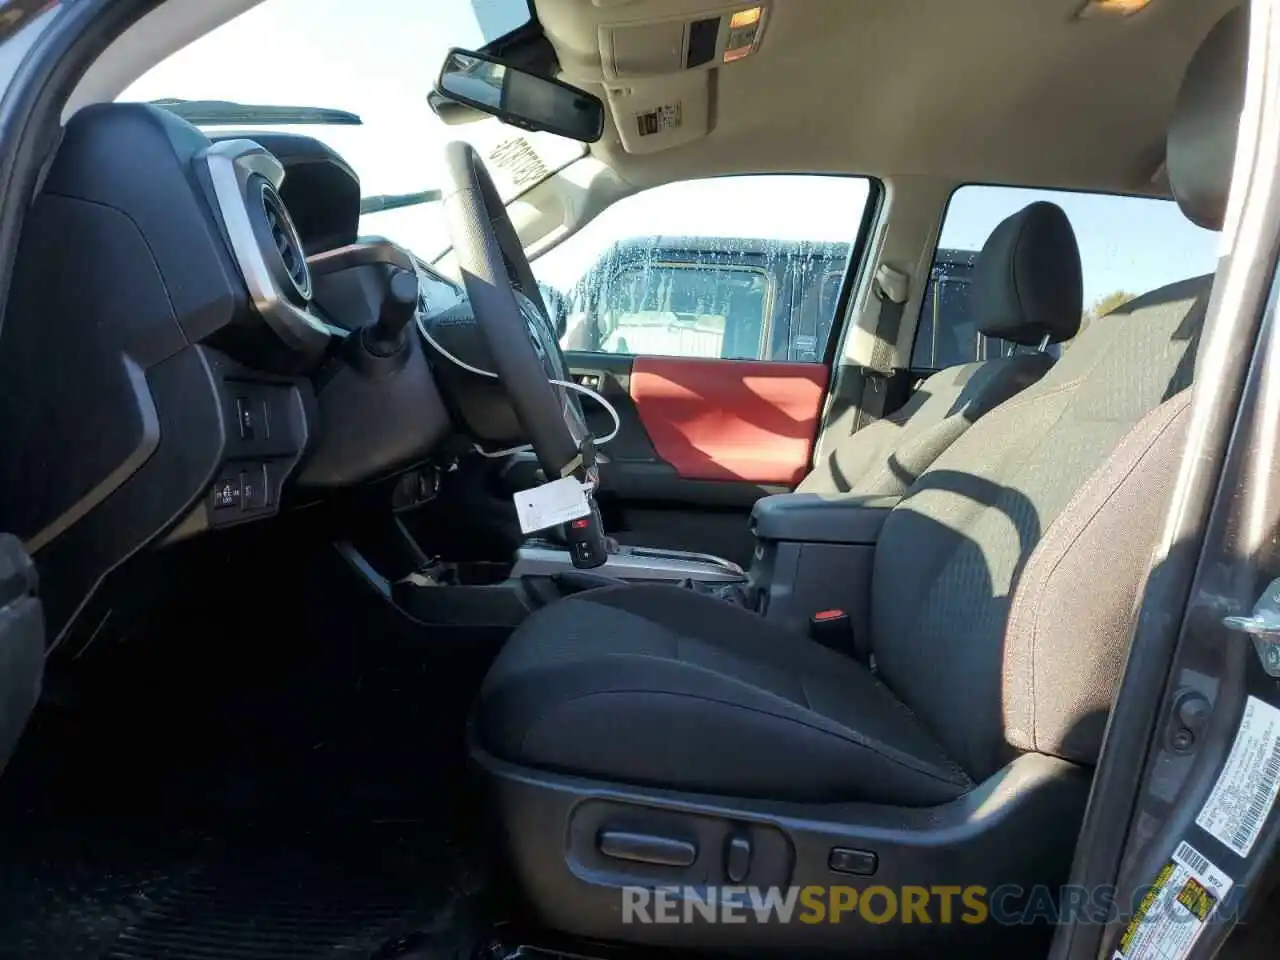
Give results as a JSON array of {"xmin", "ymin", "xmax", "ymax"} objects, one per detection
[{"xmin": 440, "ymin": 141, "xmax": 591, "ymax": 480}]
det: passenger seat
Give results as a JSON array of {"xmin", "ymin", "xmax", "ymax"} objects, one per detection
[{"xmin": 802, "ymin": 201, "xmax": 1083, "ymax": 495}]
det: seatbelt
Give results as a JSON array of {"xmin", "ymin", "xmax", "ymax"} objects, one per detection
[{"xmin": 855, "ymin": 264, "xmax": 910, "ymax": 430}]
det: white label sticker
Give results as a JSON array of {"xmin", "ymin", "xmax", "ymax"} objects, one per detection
[
  {"xmin": 635, "ymin": 103, "xmax": 682, "ymax": 137},
  {"xmin": 513, "ymin": 476, "xmax": 591, "ymax": 534},
  {"xmin": 1195, "ymin": 695, "xmax": 1280, "ymax": 857},
  {"xmin": 1113, "ymin": 841, "xmax": 1233, "ymax": 960}
]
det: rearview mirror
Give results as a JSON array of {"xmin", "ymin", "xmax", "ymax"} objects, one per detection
[
  {"xmin": 426, "ymin": 90, "xmax": 490, "ymax": 126},
  {"xmin": 436, "ymin": 48, "xmax": 605, "ymax": 143}
]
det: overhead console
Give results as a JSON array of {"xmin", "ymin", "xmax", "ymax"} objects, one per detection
[
  {"xmin": 598, "ymin": 2, "xmax": 768, "ymax": 79},
  {"xmin": 546, "ymin": 1, "xmax": 770, "ymax": 154}
]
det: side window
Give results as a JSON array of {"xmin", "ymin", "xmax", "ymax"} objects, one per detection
[
  {"xmin": 911, "ymin": 185, "xmax": 1220, "ymax": 372},
  {"xmin": 533, "ymin": 175, "xmax": 873, "ymax": 362},
  {"xmin": 597, "ymin": 261, "xmax": 770, "ymax": 360}
]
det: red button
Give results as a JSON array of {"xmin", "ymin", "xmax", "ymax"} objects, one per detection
[
  {"xmin": 814, "ymin": 609, "xmax": 846, "ymax": 621},
  {"xmin": 571, "ymin": 518, "xmax": 590, "ymax": 529}
]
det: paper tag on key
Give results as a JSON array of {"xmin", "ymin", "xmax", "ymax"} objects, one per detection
[{"xmin": 513, "ymin": 475, "xmax": 592, "ymax": 534}]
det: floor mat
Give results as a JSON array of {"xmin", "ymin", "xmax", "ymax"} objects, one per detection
[
  {"xmin": 1, "ymin": 828, "xmax": 481, "ymax": 960},
  {"xmin": 0, "ymin": 545, "xmax": 498, "ymax": 960}
]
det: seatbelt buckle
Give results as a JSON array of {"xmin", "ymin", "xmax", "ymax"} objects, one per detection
[
  {"xmin": 809, "ymin": 609, "xmax": 874, "ymax": 666},
  {"xmin": 810, "ymin": 609, "xmax": 855, "ymax": 652}
]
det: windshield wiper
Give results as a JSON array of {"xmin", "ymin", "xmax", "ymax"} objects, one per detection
[
  {"xmin": 360, "ymin": 190, "xmax": 443, "ymax": 215},
  {"xmin": 149, "ymin": 98, "xmax": 362, "ymax": 126}
]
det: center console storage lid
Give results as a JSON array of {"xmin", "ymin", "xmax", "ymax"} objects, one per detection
[{"xmin": 750, "ymin": 493, "xmax": 901, "ymax": 545}]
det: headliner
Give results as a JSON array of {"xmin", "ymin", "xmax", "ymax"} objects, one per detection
[{"xmin": 537, "ymin": 0, "xmax": 1238, "ymax": 193}]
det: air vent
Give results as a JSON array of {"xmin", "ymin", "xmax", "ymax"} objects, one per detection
[
  {"xmin": 260, "ymin": 183, "xmax": 311, "ymax": 300},
  {"xmin": 203, "ymin": 140, "xmax": 331, "ymax": 361}
]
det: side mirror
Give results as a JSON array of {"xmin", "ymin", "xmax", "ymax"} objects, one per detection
[
  {"xmin": 436, "ymin": 48, "xmax": 605, "ymax": 144},
  {"xmin": 537, "ymin": 283, "xmax": 570, "ymax": 339}
]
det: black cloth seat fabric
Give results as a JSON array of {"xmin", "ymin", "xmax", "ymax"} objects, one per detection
[
  {"xmin": 476, "ymin": 7, "xmax": 1243, "ymax": 809},
  {"xmin": 800, "ymin": 201, "xmax": 1082, "ymax": 496},
  {"xmin": 479, "ymin": 268, "xmax": 1207, "ymax": 806},
  {"xmin": 479, "ymin": 582, "xmax": 970, "ymax": 805}
]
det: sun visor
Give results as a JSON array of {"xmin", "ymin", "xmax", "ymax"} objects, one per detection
[{"xmin": 605, "ymin": 74, "xmax": 710, "ymax": 155}]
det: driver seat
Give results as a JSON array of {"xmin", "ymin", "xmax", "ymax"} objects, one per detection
[{"xmin": 471, "ymin": 9, "xmax": 1243, "ymax": 953}]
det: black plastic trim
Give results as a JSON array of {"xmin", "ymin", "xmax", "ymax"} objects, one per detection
[
  {"xmin": 0, "ymin": 0, "xmax": 172, "ymax": 345},
  {"xmin": 24, "ymin": 355, "xmax": 159, "ymax": 553},
  {"xmin": 474, "ymin": 737, "xmax": 1089, "ymax": 954},
  {"xmin": 0, "ymin": 533, "xmax": 41, "ymax": 775},
  {"xmin": 598, "ymin": 830, "xmax": 697, "ymax": 868},
  {"xmin": 750, "ymin": 492, "xmax": 900, "ymax": 544}
]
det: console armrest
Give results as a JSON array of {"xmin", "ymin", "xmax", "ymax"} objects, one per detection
[{"xmin": 750, "ymin": 493, "xmax": 901, "ymax": 545}]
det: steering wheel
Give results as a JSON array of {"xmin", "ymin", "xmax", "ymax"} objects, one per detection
[{"xmin": 440, "ymin": 141, "xmax": 591, "ymax": 480}]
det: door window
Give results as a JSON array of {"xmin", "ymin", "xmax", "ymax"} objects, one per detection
[
  {"xmin": 533, "ymin": 175, "xmax": 874, "ymax": 362},
  {"xmin": 598, "ymin": 262, "xmax": 771, "ymax": 360},
  {"xmin": 911, "ymin": 185, "xmax": 1220, "ymax": 372}
]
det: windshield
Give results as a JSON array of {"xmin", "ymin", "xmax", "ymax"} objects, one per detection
[{"xmin": 119, "ymin": 0, "xmax": 585, "ymax": 261}]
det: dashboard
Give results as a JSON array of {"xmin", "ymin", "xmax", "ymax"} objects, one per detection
[{"xmin": 0, "ymin": 103, "xmax": 468, "ymax": 647}]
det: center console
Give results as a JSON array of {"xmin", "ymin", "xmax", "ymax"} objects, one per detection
[
  {"xmin": 380, "ymin": 492, "xmax": 899, "ymax": 643},
  {"xmin": 381, "ymin": 535, "xmax": 749, "ymax": 632},
  {"xmin": 744, "ymin": 492, "xmax": 900, "ymax": 638},
  {"xmin": 511, "ymin": 541, "xmax": 745, "ymax": 583}
]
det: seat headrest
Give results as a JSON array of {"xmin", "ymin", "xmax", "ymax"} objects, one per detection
[
  {"xmin": 1168, "ymin": 6, "xmax": 1247, "ymax": 231},
  {"xmin": 972, "ymin": 201, "xmax": 1083, "ymax": 346}
]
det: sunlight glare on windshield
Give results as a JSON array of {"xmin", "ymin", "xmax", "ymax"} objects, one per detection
[{"xmin": 119, "ymin": 0, "xmax": 580, "ymax": 259}]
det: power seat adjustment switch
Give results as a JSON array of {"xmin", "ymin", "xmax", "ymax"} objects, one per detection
[{"xmin": 829, "ymin": 847, "xmax": 878, "ymax": 876}]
